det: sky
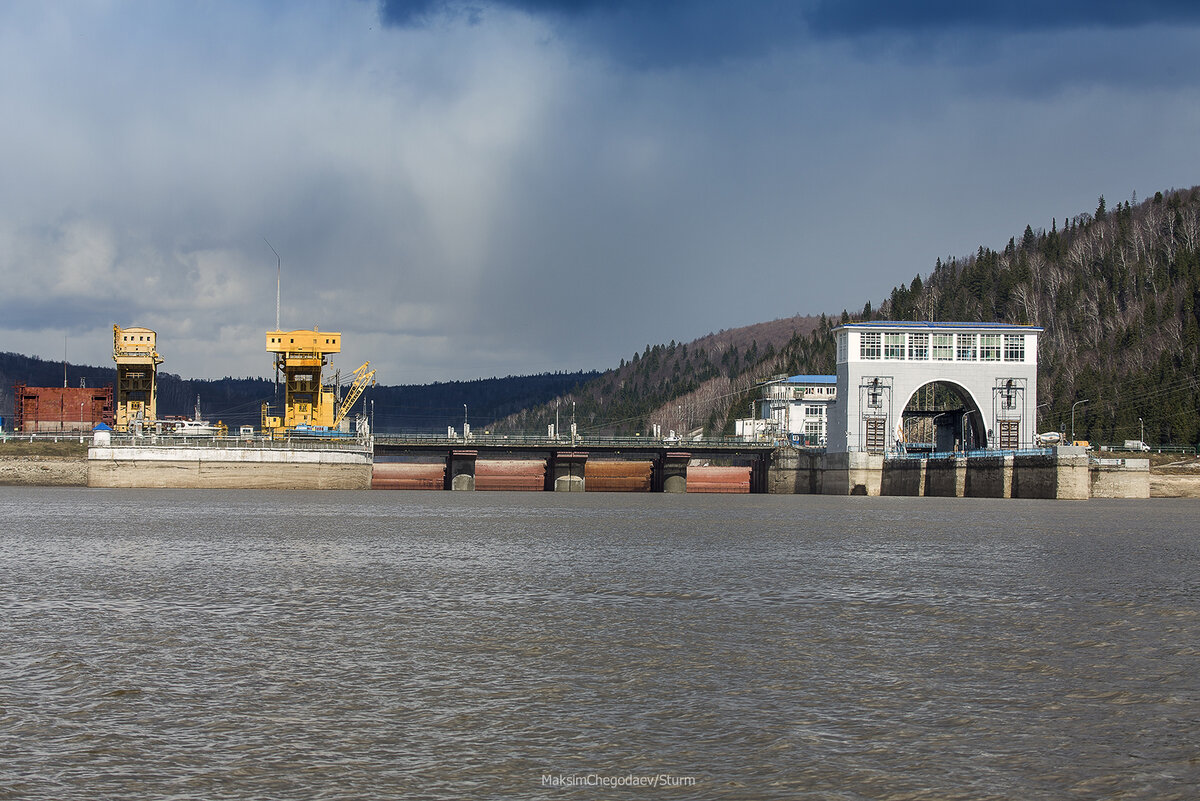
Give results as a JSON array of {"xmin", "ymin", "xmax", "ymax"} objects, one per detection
[{"xmin": 2, "ymin": 1, "xmax": 1199, "ymax": 383}]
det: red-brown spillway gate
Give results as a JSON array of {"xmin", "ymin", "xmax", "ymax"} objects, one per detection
[{"xmin": 370, "ymin": 435, "xmax": 773, "ymax": 493}]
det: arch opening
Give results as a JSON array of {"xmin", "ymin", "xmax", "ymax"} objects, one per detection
[{"xmin": 899, "ymin": 381, "xmax": 988, "ymax": 453}]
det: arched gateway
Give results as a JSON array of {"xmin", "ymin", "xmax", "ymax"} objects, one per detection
[{"xmin": 827, "ymin": 322, "xmax": 1041, "ymax": 454}]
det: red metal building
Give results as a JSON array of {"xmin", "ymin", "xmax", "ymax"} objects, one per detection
[{"xmin": 12, "ymin": 384, "xmax": 115, "ymax": 433}]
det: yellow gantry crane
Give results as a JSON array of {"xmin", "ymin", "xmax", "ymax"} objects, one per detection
[
  {"xmin": 113, "ymin": 324, "xmax": 163, "ymax": 432},
  {"xmin": 261, "ymin": 328, "xmax": 374, "ymax": 436}
]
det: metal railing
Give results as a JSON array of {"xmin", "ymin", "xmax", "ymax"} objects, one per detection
[
  {"xmin": 374, "ymin": 432, "xmax": 773, "ymax": 449},
  {"xmin": 91, "ymin": 433, "xmax": 371, "ymax": 452},
  {"xmin": 887, "ymin": 447, "xmax": 1053, "ymax": 460}
]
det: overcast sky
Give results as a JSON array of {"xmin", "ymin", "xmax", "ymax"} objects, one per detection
[{"xmin": 2, "ymin": 1, "xmax": 1199, "ymax": 383}]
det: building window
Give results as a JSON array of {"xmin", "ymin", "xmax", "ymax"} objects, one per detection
[
  {"xmin": 1004, "ymin": 334, "xmax": 1025, "ymax": 362},
  {"xmin": 837, "ymin": 333, "xmax": 848, "ymax": 362},
  {"xmin": 908, "ymin": 332, "xmax": 928, "ymax": 360},
  {"xmin": 957, "ymin": 333, "xmax": 977, "ymax": 361},
  {"xmin": 932, "ymin": 333, "xmax": 953, "ymax": 360},
  {"xmin": 981, "ymin": 334, "xmax": 1001, "ymax": 361},
  {"xmin": 884, "ymin": 332, "xmax": 905, "ymax": 359},
  {"xmin": 860, "ymin": 332, "xmax": 881, "ymax": 360},
  {"xmin": 805, "ymin": 405, "xmax": 823, "ymax": 417}
]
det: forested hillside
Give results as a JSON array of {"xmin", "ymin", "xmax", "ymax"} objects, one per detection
[
  {"xmin": 877, "ymin": 188, "xmax": 1200, "ymax": 446},
  {"xmin": 494, "ymin": 186, "xmax": 1200, "ymax": 447}
]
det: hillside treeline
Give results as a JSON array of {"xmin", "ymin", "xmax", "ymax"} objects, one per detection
[
  {"xmin": 877, "ymin": 188, "xmax": 1200, "ymax": 446},
  {"xmin": 495, "ymin": 186, "xmax": 1200, "ymax": 446}
]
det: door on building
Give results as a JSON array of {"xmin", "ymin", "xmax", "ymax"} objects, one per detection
[
  {"xmin": 864, "ymin": 416, "xmax": 887, "ymax": 453},
  {"xmin": 998, "ymin": 420, "xmax": 1019, "ymax": 450}
]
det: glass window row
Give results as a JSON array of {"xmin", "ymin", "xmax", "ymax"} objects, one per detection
[{"xmin": 859, "ymin": 331, "xmax": 1025, "ymax": 362}]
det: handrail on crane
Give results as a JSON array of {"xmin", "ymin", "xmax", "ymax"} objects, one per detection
[{"xmin": 332, "ymin": 362, "xmax": 376, "ymax": 428}]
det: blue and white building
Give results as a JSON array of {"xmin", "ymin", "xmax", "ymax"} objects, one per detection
[{"xmin": 736, "ymin": 374, "xmax": 837, "ymax": 445}]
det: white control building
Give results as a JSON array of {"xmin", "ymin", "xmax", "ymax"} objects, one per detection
[{"xmin": 827, "ymin": 321, "xmax": 1041, "ymax": 454}]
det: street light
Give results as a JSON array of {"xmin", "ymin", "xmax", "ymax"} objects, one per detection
[
  {"xmin": 1139, "ymin": 416, "xmax": 1144, "ymax": 447},
  {"xmin": 1071, "ymin": 399, "xmax": 1089, "ymax": 443}
]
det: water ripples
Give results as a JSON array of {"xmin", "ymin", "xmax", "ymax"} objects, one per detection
[{"xmin": 2, "ymin": 488, "xmax": 1198, "ymax": 799}]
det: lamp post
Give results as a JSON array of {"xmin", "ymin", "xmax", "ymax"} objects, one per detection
[
  {"xmin": 1071, "ymin": 399, "xmax": 1089, "ymax": 443},
  {"xmin": 1138, "ymin": 416, "xmax": 1144, "ymax": 447}
]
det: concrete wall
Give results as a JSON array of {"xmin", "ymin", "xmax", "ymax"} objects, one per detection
[
  {"xmin": 87, "ymin": 446, "xmax": 372, "ymax": 489},
  {"xmin": 924, "ymin": 456, "xmax": 966, "ymax": 497},
  {"xmin": 767, "ymin": 449, "xmax": 823, "ymax": 494},
  {"xmin": 1091, "ymin": 459, "xmax": 1150, "ymax": 498},
  {"xmin": 964, "ymin": 454, "xmax": 1012, "ymax": 498},
  {"xmin": 1011, "ymin": 447, "xmax": 1089, "ymax": 500},
  {"xmin": 880, "ymin": 458, "xmax": 924, "ymax": 496},
  {"xmin": 821, "ymin": 452, "xmax": 884, "ymax": 496},
  {"xmin": 864, "ymin": 448, "xmax": 1145, "ymax": 499}
]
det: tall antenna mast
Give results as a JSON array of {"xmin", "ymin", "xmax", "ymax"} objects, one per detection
[
  {"xmin": 263, "ymin": 237, "xmax": 281, "ymax": 331},
  {"xmin": 264, "ymin": 237, "xmax": 282, "ymax": 402}
]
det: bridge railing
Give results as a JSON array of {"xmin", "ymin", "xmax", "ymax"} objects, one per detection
[
  {"xmin": 887, "ymin": 447, "xmax": 1054, "ymax": 460},
  {"xmin": 91, "ymin": 434, "xmax": 371, "ymax": 452},
  {"xmin": 373, "ymin": 432, "xmax": 772, "ymax": 449}
]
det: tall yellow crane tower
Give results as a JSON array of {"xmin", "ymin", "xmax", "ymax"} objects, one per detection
[
  {"xmin": 261, "ymin": 328, "xmax": 375, "ymax": 435},
  {"xmin": 113, "ymin": 325, "xmax": 163, "ymax": 432}
]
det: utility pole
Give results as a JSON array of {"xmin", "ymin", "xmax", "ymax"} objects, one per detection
[{"xmin": 1071, "ymin": 399, "xmax": 1089, "ymax": 443}]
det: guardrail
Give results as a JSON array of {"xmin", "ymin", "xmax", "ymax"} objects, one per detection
[
  {"xmin": 374, "ymin": 433, "xmax": 773, "ymax": 449},
  {"xmin": 94, "ymin": 434, "xmax": 371, "ymax": 452},
  {"xmin": 887, "ymin": 447, "xmax": 1054, "ymax": 460}
]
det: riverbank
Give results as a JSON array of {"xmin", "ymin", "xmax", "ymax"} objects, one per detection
[
  {"xmin": 0, "ymin": 456, "xmax": 87, "ymax": 486},
  {"xmin": 1149, "ymin": 457, "xmax": 1200, "ymax": 498}
]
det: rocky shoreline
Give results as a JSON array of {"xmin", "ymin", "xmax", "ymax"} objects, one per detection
[{"xmin": 0, "ymin": 456, "xmax": 88, "ymax": 486}]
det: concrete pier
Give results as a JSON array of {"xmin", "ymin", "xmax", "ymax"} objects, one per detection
[
  {"xmin": 762, "ymin": 445, "xmax": 1148, "ymax": 499},
  {"xmin": 549, "ymin": 451, "xmax": 587, "ymax": 492},
  {"xmin": 446, "ymin": 449, "xmax": 477, "ymax": 491}
]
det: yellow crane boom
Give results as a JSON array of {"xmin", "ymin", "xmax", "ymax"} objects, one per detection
[{"xmin": 332, "ymin": 362, "xmax": 376, "ymax": 428}]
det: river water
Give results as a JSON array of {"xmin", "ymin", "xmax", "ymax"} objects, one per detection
[{"xmin": 1, "ymin": 488, "xmax": 1197, "ymax": 800}]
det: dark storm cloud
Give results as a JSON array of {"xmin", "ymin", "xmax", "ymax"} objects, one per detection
[
  {"xmin": 378, "ymin": 0, "xmax": 1200, "ymax": 67},
  {"xmin": 380, "ymin": 0, "xmax": 620, "ymax": 26},
  {"xmin": 807, "ymin": 0, "xmax": 1200, "ymax": 37},
  {"xmin": 378, "ymin": 0, "xmax": 810, "ymax": 67}
]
